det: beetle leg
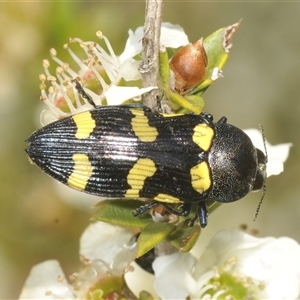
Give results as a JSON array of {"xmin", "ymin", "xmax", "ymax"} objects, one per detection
[
  {"xmin": 197, "ymin": 201, "xmax": 208, "ymax": 228},
  {"xmin": 132, "ymin": 201, "xmax": 159, "ymax": 217},
  {"xmin": 161, "ymin": 202, "xmax": 192, "ymax": 216},
  {"xmin": 72, "ymin": 79, "xmax": 96, "ymax": 108},
  {"xmin": 133, "ymin": 201, "xmax": 192, "ymax": 218},
  {"xmin": 163, "ymin": 202, "xmax": 208, "ymax": 228}
]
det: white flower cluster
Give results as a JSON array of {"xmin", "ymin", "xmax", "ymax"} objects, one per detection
[
  {"xmin": 153, "ymin": 228, "xmax": 300, "ymax": 299},
  {"xmin": 19, "ymin": 223, "xmax": 136, "ymax": 299},
  {"xmin": 19, "ymin": 222, "xmax": 300, "ymax": 300}
]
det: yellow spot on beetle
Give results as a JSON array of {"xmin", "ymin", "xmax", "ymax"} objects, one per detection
[
  {"xmin": 67, "ymin": 153, "xmax": 93, "ymax": 190},
  {"xmin": 190, "ymin": 161, "xmax": 211, "ymax": 194},
  {"xmin": 125, "ymin": 158, "xmax": 156, "ymax": 197},
  {"xmin": 192, "ymin": 123, "xmax": 214, "ymax": 151},
  {"xmin": 154, "ymin": 193, "xmax": 182, "ymax": 203},
  {"xmin": 72, "ymin": 111, "xmax": 96, "ymax": 139},
  {"xmin": 161, "ymin": 113, "xmax": 184, "ymax": 117},
  {"xmin": 130, "ymin": 109, "xmax": 158, "ymax": 142}
]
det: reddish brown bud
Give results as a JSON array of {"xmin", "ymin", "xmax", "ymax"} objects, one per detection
[{"xmin": 169, "ymin": 39, "xmax": 207, "ymax": 94}]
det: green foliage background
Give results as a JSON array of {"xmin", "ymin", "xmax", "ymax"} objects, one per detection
[{"xmin": 1, "ymin": 2, "xmax": 299, "ymax": 298}]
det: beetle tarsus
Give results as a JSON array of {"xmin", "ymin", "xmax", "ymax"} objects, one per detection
[
  {"xmin": 133, "ymin": 201, "xmax": 159, "ymax": 217},
  {"xmin": 197, "ymin": 201, "xmax": 208, "ymax": 228}
]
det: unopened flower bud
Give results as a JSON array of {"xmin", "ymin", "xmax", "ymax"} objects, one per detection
[{"xmin": 169, "ymin": 38, "xmax": 207, "ymax": 94}]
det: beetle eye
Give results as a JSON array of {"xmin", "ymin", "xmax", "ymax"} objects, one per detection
[{"xmin": 253, "ymin": 148, "xmax": 267, "ymax": 191}]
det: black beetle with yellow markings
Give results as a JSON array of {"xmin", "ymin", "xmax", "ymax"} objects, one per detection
[{"xmin": 26, "ymin": 105, "xmax": 267, "ymax": 228}]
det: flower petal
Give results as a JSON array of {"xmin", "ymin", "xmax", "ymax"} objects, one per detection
[
  {"xmin": 120, "ymin": 22, "xmax": 189, "ymax": 63},
  {"xmin": 160, "ymin": 22, "xmax": 189, "ymax": 48},
  {"xmin": 120, "ymin": 27, "xmax": 144, "ymax": 62},
  {"xmin": 153, "ymin": 252, "xmax": 197, "ymax": 299},
  {"xmin": 244, "ymin": 128, "xmax": 292, "ymax": 177},
  {"xmin": 39, "ymin": 109, "xmax": 59, "ymax": 127},
  {"xmin": 195, "ymin": 229, "xmax": 300, "ymax": 299},
  {"xmin": 105, "ymin": 84, "xmax": 156, "ymax": 105},
  {"xmin": 18, "ymin": 260, "xmax": 74, "ymax": 300},
  {"xmin": 80, "ymin": 222, "xmax": 135, "ymax": 270},
  {"xmin": 118, "ymin": 57, "xmax": 141, "ymax": 81}
]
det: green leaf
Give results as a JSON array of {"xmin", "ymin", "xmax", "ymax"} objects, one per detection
[
  {"xmin": 175, "ymin": 94, "xmax": 205, "ymax": 114},
  {"xmin": 204, "ymin": 21, "xmax": 240, "ymax": 75},
  {"xmin": 159, "ymin": 48, "xmax": 170, "ymax": 91},
  {"xmin": 167, "ymin": 220, "xmax": 201, "ymax": 252},
  {"xmin": 193, "ymin": 20, "xmax": 241, "ymax": 95},
  {"xmin": 136, "ymin": 222, "xmax": 175, "ymax": 257},
  {"xmin": 92, "ymin": 199, "xmax": 152, "ymax": 228},
  {"xmin": 168, "ymin": 90, "xmax": 203, "ymax": 114}
]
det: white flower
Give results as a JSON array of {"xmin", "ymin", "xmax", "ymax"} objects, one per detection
[
  {"xmin": 38, "ymin": 23, "xmax": 189, "ymax": 126},
  {"xmin": 39, "ymin": 31, "xmax": 155, "ymax": 126},
  {"xmin": 18, "ymin": 260, "xmax": 75, "ymax": 300},
  {"xmin": 122, "ymin": 22, "xmax": 189, "ymax": 61},
  {"xmin": 153, "ymin": 252, "xmax": 198, "ymax": 299},
  {"xmin": 79, "ymin": 221, "xmax": 135, "ymax": 273},
  {"xmin": 18, "ymin": 222, "xmax": 136, "ymax": 299},
  {"xmin": 153, "ymin": 229, "xmax": 300, "ymax": 299},
  {"xmin": 244, "ymin": 128, "xmax": 292, "ymax": 177}
]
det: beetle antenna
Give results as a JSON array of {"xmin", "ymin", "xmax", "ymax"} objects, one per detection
[
  {"xmin": 254, "ymin": 184, "xmax": 267, "ymax": 222},
  {"xmin": 254, "ymin": 124, "xmax": 268, "ymax": 222},
  {"xmin": 259, "ymin": 124, "xmax": 268, "ymax": 164}
]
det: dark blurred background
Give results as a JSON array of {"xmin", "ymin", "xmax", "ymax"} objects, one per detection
[{"xmin": 1, "ymin": 2, "xmax": 299, "ymax": 298}]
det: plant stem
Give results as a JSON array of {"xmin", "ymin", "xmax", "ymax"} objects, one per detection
[{"xmin": 139, "ymin": 0, "xmax": 163, "ymax": 112}]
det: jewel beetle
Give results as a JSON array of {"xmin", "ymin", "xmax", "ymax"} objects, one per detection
[{"xmin": 26, "ymin": 98, "xmax": 267, "ymax": 227}]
